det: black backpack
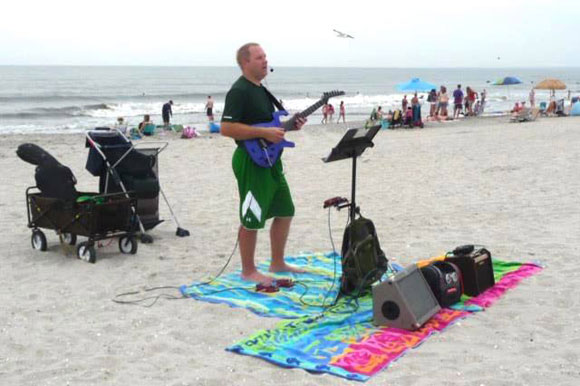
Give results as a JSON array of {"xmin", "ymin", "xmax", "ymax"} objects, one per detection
[
  {"xmin": 340, "ymin": 215, "xmax": 389, "ymax": 296},
  {"xmin": 17, "ymin": 143, "xmax": 78, "ymax": 201}
]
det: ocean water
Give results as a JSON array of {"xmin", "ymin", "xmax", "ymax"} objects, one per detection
[{"xmin": 1, "ymin": 66, "xmax": 579, "ymax": 134}]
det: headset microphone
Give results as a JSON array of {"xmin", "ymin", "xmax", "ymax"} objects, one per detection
[{"xmin": 270, "ymin": 67, "xmax": 274, "ymax": 72}]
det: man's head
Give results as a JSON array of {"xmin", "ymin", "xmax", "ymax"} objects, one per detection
[
  {"xmin": 237, "ymin": 43, "xmax": 268, "ymax": 82},
  {"xmin": 169, "ymin": 100, "xmax": 173, "ymax": 105},
  {"xmin": 457, "ymin": 84, "xmax": 461, "ymax": 89}
]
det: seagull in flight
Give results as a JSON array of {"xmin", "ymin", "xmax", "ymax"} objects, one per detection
[{"xmin": 333, "ymin": 29, "xmax": 354, "ymax": 39}]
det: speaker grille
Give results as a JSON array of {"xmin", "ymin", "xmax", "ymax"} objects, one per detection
[{"xmin": 381, "ymin": 301, "xmax": 400, "ymax": 320}]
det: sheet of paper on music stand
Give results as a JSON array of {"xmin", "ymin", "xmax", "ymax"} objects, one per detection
[{"xmin": 323, "ymin": 125, "xmax": 380, "ymax": 163}]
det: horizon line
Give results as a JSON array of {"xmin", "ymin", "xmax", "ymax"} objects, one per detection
[{"xmin": 1, "ymin": 64, "xmax": 579, "ymax": 70}]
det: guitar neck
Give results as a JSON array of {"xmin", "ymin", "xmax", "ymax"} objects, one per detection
[
  {"xmin": 297, "ymin": 99, "xmax": 326, "ymax": 119},
  {"xmin": 282, "ymin": 98, "xmax": 327, "ymax": 131}
]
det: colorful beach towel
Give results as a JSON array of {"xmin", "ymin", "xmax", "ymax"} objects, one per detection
[
  {"xmin": 180, "ymin": 252, "xmax": 347, "ymax": 318},
  {"xmin": 181, "ymin": 252, "xmax": 542, "ymax": 381}
]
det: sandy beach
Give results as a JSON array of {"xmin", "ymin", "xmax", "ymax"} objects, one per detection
[{"xmin": 1, "ymin": 116, "xmax": 579, "ymax": 385}]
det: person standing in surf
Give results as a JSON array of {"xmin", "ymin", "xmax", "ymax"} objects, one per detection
[{"xmin": 162, "ymin": 100, "xmax": 173, "ymax": 128}]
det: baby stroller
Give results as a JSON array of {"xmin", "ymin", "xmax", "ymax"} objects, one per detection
[
  {"xmin": 18, "ymin": 143, "xmax": 138, "ymax": 263},
  {"xmin": 85, "ymin": 128, "xmax": 189, "ymax": 243}
]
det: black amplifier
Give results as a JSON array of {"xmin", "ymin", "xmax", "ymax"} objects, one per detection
[{"xmin": 445, "ymin": 245, "xmax": 495, "ymax": 297}]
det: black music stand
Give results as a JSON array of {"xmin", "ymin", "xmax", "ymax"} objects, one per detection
[{"xmin": 323, "ymin": 125, "xmax": 381, "ymax": 224}]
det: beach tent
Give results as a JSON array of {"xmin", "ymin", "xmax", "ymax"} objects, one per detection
[
  {"xmin": 570, "ymin": 102, "xmax": 580, "ymax": 116},
  {"xmin": 396, "ymin": 78, "xmax": 437, "ymax": 92}
]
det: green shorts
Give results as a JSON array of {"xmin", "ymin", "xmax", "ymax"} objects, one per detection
[{"xmin": 232, "ymin": 146, "xmax": 295, "ymax": 229}]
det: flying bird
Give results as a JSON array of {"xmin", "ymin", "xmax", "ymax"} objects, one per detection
[{"xmin": 333, "ymin": 29, "xmax": 354, "ymax": 39}]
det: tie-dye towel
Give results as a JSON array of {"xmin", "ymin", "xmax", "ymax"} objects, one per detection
[
  {"xmin": 180, "ymin": 252, "xmax": 542, "ymax": 381},
  {"xmin": 180, "ymin": 252, "xmax": 350, "ymax": 318}
]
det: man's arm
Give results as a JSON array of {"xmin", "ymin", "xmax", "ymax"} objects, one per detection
[{"xmin": 221, "ymin": 122, "xmax": 285, "ymax": 143}]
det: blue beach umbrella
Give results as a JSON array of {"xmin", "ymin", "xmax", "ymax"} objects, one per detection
[
  {"xmin": 493, "ymin": 76, "xmax": 523, "ymax": 85},
  {"xmin": 396, "ymin": 78, "xmax": 437, "ymax": 92},
  {"xmin": 493, "ymin": 76, "xmax": 522, "ymax": 97}
]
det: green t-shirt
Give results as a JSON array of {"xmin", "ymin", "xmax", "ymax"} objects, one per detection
[{"xmin": 221, "ymin": 76, "xmax": 274, "ymax": 126}]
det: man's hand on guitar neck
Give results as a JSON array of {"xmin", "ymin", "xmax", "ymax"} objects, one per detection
[
  {"xmin": 293, "ymin": 116, "xmax": 307, "ymax": 131},
  {"xmin": 283, "ymin": 116, "xmax": 307, "ymax": 132}
]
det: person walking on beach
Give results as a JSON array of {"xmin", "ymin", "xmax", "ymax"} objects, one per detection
[
  {"xmin": 529, "ymin": 88, "xmax": 535, "ymax": 108},
  {"xmin": 162, "ymin": 100, "xmax": 173, "ymax": 128},
  {"xmin": 220, "ymin": 42, "xmax": 307, "ymax": 285},
  {"xmin": 480, "ymin": 88, "xmax": 487, "ymax": 114},
  {"xmin": 205, "ymin": 96, "xmax": 215, "ymax": 122},
  {"xmin": 337, "ymin": 101, "xmax": 346, "ymax": 123},
  {"xmin": 466, "ymin": 87, "xmax": 477, "ymax": 116},
  {"xmin": 453, "ymin": 85, "xmax": 464, "ymax": 119},
  {"xmin": 328, "ymin": 104, "xmax": 335, "ymax": 123},
  {"xmin": 321, "ymin": 104, "xmax": 328, "ymax": 124},
  {"xmin": 402, "ymin": 95, "xmax": 408, "ymax": 112}
]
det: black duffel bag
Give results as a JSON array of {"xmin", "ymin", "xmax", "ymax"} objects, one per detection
[{"xmin": 420, "ymin": 261, "xmax": 463, "ymax": 308}]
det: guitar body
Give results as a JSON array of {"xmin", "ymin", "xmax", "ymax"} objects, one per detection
[
  {"xmin": 243, "ymin": 110, "xmax": 295, "ymax": 168},
  {"xmin": 242, "ymin": 90, "xmax": 345, "ymax": 168}
]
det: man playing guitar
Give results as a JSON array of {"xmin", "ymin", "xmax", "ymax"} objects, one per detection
[{"xmin": 221, "ymin": 43, "xmax": 306, "ymax": 285}]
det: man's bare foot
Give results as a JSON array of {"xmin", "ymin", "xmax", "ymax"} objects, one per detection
[
  {"xmin": 241, "ymin": 271, "xmax": 274, "ymax": 285},
  {"xmin": 268, "ymin": 263, "xmax": 306, "ymax": 274}
]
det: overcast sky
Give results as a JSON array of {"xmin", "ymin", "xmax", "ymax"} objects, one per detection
[{"xmin": 1, "ymin": 0, "xmax": 578, "ymax": 67}]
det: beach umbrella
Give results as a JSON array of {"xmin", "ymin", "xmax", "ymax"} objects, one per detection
[
  {"xmin": 493, "ymin": 76, "xmax": 522, "ymax": 86},
  {"xmin": 396, "ymin": 78, "xmax": 437, "ymax": 92},
  {"xmin": 493, "ymin": 76, "xmax": 522, "ymax": 97},
  {"xmin": 534, "ymin": 78, "xmax": 567, "ymax": 91}
]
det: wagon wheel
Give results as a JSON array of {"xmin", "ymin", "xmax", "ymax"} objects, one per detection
[
  {"xmin": 61, "ymin": 233, "xmax": 77, "ymax": 246},
  {"xmin": 76, "ymin": 242, "xmax": 96, "ymax": 264},
  {"xmin": 119, "ymin": 236, "xmax": 138, "ymax": 254},
  {"xmin": 31, "ymin": 230, "xmax": 47, "ymax": 251}
]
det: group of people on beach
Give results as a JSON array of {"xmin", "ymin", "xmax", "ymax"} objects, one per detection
[
  {"xmin": 511, "ymin": 88, "xmax": 580, "ymax": 118},
  {"xmin": 426, "ymin": 84, "xmax": 487, "ymax": 120},
  {"xmin": 366, "ymin": 84, "xmax": 488, "ymax": 130},
  {"xmin": 113, "ymin": 96, "xmax": 219, "ymax": 138},
  {"xmin": 320, "ymin": 101, "xmax": 346, "ymax": 124}
]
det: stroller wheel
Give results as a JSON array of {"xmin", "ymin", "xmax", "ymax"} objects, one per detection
[
  {"xmin": 76, "ymin": 242, "xmax": 96, "ymax": 264},
  {"xmin": 31, "ymin": 230, "xmax": 47, "ymax": 251},
  {"xmin": 119, "ymin": 236, "xmax": 138, "ymax": 254},
  {"xmin": 62, "ymin": 233, "xmax": 77, "ymax": 246}
]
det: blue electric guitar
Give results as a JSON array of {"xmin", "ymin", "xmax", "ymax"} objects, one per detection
[{"xmin": 244, "ymin": 90, "xmax": 345, "ymax": 168}]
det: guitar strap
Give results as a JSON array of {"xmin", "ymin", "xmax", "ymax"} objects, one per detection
[{"xmin": 262, "ymin": 86, "xmax": 285, "ymax": 111}]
